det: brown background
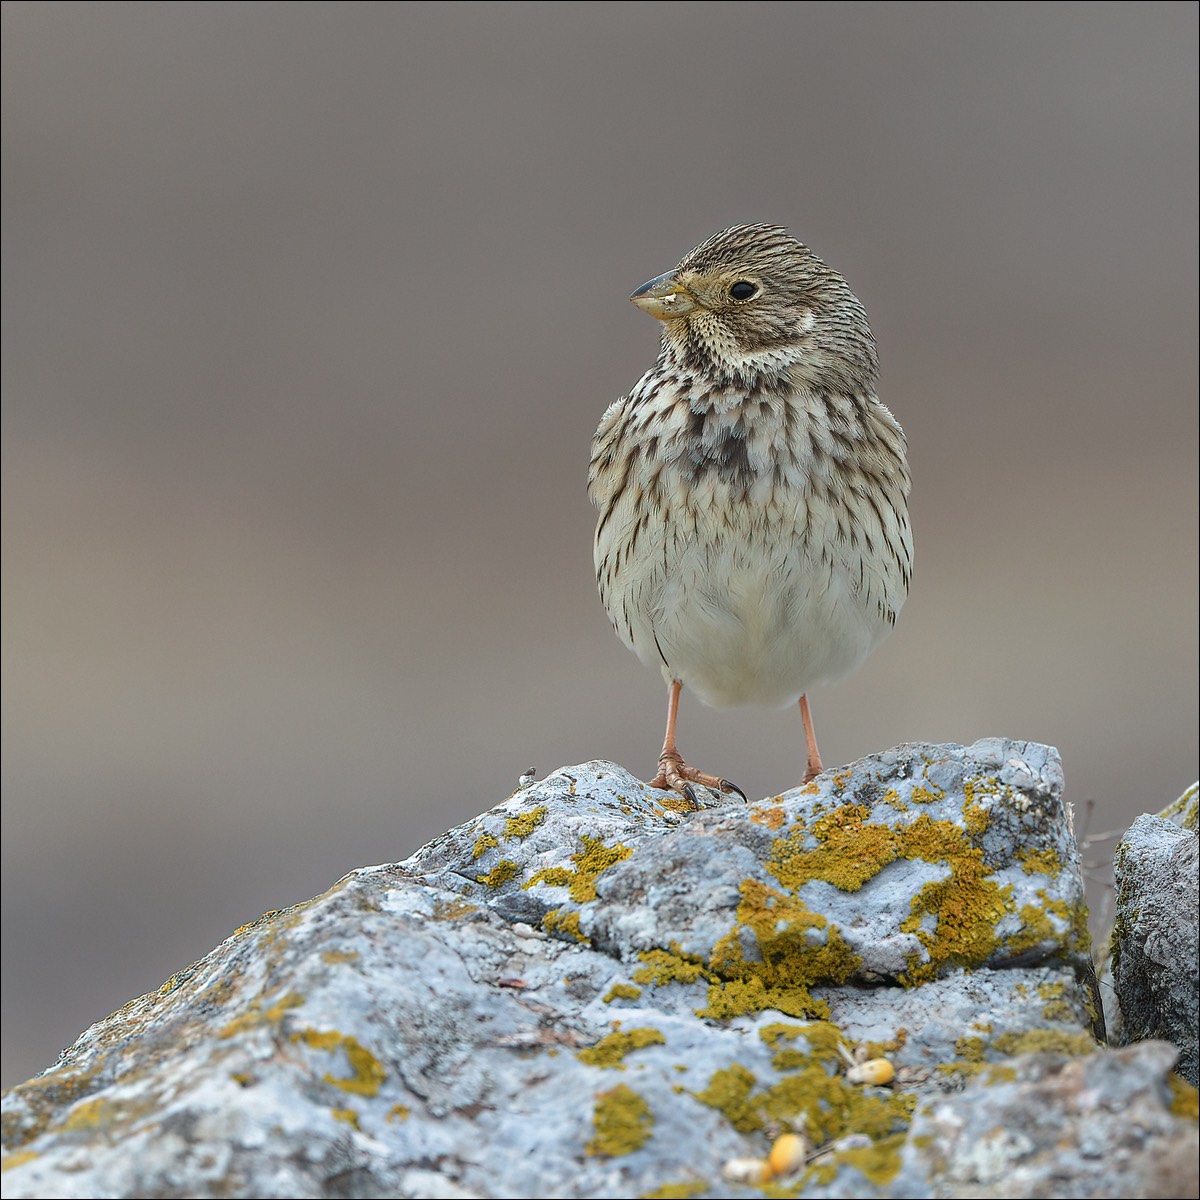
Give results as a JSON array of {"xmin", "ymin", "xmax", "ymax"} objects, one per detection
[{"xmin": 2, "ymin": 2, "xmax": 1196, "ymax": 1088}]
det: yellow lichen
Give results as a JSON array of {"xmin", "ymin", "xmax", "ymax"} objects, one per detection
[
  {"xmin": 577, "ymin": 1027, "xmax": 666, "ymax": 1068},
  {"xmin": 503, "ymin": 806, "xmax": 548, "ymax": 839},
  {"xmin": 954, "ymin": 1035, "xmax": 988, "ymax": 1062},
  {"xmin": 476, "ymin": 859, "xmax": 520, "ymax": 888},
  {"xmin": 57, "ymin": 1097, "xmax": 117, "ymax": 1132},
  {"xmin": 290, "ymin": 1029, "xmax": 387, "ymax": 1096},
  {"xmin": 770, "ymin": 805, "xmax": 899, "ymax": 892},
  {"xmin": 992, "ymin": 1029, "xmax": 1096, "ymax": 1056},
  {"xmin": 1037, "ymin": 980, "xmax": 1076, "ymax": 1022},
  {"xmin": 751, "ymin": 798, "xmax": 1021, "ymax": 990},
  {"xmin": 527, "ymin": 835, "xmax": 632, "ymax": 902},
  {"xmin": 331, "ymin": 1107, "xmax": 360, "ymax": 1129},
  {"xmin": 701, "ymin": 879, "xmax": 861, "ymax": 1020},
  {"xmin": 1, "ymin": 1151, "xmax": 39, "ymax": 1172},
  {"xmin": 640, "ymin": 1183, "xmax": 709, "ymax": 1199},
  {"xmin": 321, "ymin": 949, "xmax": 360, "ymax": 965},
  {"xmin": 1167, "ymin": 1074, "xmax": 1199, "ymax": 1120},
  {"xmin": 760, "ymin": 1020, "xmax": 847, "ymax": 1063},
  {"xmin": 632, "ymin": 946, "xmax": 711, "ymax": 988},
  {"xmin": 1059, "ymin": 892, "xmax": 1094, "ymax": 958},
  {"xmin": 543, "ymin": 909, "xmax": 588, "ymax": 942},
  {"xmin": 217, "ymin": 991, "xmax": 304, "ymax": 1039},
  {"xmin": 1018, "ymin": 847, "xmax": 1063, "ymax": 877},
  {"xmin": 693, "ymin": 1026, "xmax": 914, "ymax": 1151},
  {"xmin": 1, "ymin": 1066, "xmax": 105, "ymax": 1150},
  {"xmin": 823, "ymin": 1132, "xmax": 907, "ymax": 1187},
  {"xmin": 157, "ymin": 968, "xmax": 195, "ymax": 998},
  {"xmin": 586, "ymin": 1084, "xmax": 653, "ymax": 1157},
  {"xmin": 1006, "ymin": 902, "xmax": 1056, "ymax": 957},
  {"xmin": 527, "ymin": 867, "xmax": 572, "ymax": 888},
  {"xmin": 1007, "ymin": 889, "xmax": 1090, "ymax": 961},
  {"xmin": 431, "ymin": 897, "xmax": 478, "ymax": 920},
  {"xmin": 901, "ymin": 873, "xmax": 1011, "ymax": 984},
  {"xmin": 471, "ymin": 832, "xmax": 499, "ymax": 860},
  {"xmin": 632, "ymin": 795, "xmax": 1030, "ymax": 1020},
  {"xmin": 50, "ymin": 1093, "xmax": 157, "ymax": 1135},
  {"xmin": 909, "ymin": 780, "xmax": 946, "ymax": 808},
  {"xmin": 751, "ymin": 805, "xmax": 787, "ymax": 831},
  {"xmin": 603, "ymin": 983, "xmax": 643, "ymax": 1004},
  {"xmin": 960, "ymin": 777, "xmax": 995, "ymax": 835},
  {"xmin": 867, "ymin": 1027, "xmax": 909, "ymax": 1058},
  {"xmin": 387, "ymin": 1104, "xmax": 410, "ymax": 1122},
  {"xmin": 690, "ymin": 1063, "xmax": 762, "ymax": 1134},
  {"xmin": 984, "ymin": 1064, "xmax": 1018, "ymax": 1084}
]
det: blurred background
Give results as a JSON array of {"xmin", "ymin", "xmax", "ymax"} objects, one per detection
[{"xmin": 2, "ymin": 2, "xmax": 1196, "ymax": 1088}]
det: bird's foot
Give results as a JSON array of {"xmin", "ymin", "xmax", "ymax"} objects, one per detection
[
  {"xmin": 800, "ymin": 759, "xmax": 824, "ymax": 785},
  {"xmin": 799, "ymin": 750, "xmax": 825, "ymax": 785},
  {"xmin": 649, "ymin": 751, "xmax": 747, "ymax": 810}
]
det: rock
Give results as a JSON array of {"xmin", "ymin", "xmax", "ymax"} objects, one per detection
[
  {"xmin": 1109, "ymin": 810, "xmax": 1200, "ymax": 1087},
  {"xmin": 1159, "ymin": 781, "xmax": 1199, "ymax": 832},
  {"xmin": 903, "ymin": 1041, "xmax": 1199, "ymax": 1199},
  {"xmin": 2, "ymin": 740, "xmax": 1196, "ymax": 1200}
]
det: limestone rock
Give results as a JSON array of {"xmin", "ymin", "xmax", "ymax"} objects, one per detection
[
  {"xmin": 1110, "ymin": 810, "xmax": 1200, "ymax": 1086},
  {"xmin": 1158, "ymin": 781, "xmax": 1199, "ymax": 832},
  {"xmin": 903, "ymin": 1041, "xmax": 1199, "ymax": 1199},
  {"xmin": 2, "ymin": 740, "xmax": 1195, "ymax": 1199}
]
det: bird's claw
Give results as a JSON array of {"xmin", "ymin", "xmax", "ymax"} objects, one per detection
[{"xmin": 649, "ymin": 753, "xmax": 744, "ymax": 810}]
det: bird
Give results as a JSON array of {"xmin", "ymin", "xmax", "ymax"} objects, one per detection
[{"xmin": 588, "ymin": 223, "xmax": 911, "ymax": 807}]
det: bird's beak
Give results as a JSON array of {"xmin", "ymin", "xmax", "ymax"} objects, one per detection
[{"xmin": 630, "ymin": 271, "xmax": 699, "ymax": 320}]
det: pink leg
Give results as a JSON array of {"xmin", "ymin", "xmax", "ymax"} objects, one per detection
[
  {"xmin": 799, "ymin": 693, "xmax": 824, "ymax": 783},
  {"xmin": 647, "ymin": 681, "xmax": 746, "ymax": 808}
]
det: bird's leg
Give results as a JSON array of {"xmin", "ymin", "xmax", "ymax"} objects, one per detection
[
  {"xmin": 648, "ymin": 680, "xmax": 746, "ymax": 808},
  {"xmin": 799, "ymin": 693, "xmax": 824, "ymax": 782}
]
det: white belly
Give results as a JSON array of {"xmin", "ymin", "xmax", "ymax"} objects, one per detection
[{"xmin": 623, "ymin": 518, "xmax": 888, "ymax": 708}]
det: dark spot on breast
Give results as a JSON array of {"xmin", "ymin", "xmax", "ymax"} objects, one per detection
[{"xmin": 684, "ymin": 429, "xmax": 756, "ymax": 487}]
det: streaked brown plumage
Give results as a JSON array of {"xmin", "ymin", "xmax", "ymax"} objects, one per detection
[{"xmin": 588, "ymin": 224, "xmax": 912, "ymax": 806}]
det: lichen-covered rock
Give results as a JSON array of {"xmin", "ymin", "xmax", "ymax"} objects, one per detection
[
  {"xmin": 1110, "ymin": 810, "xmax": 1200, "ymax": 1087},
  {"xmin": 2, "ymin": 741, "xmax": 1195, "ymax": 1199},
  {"xmin": 902, "ymin": 1040, "xmax": 1199, "ymax": 1199},
  {"xmin": 412, "ymin": 739, "xmax": 1096, "ymax": 1006}
]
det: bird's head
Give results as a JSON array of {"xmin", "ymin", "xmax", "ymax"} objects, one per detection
[{"xmin": 631, "ymin": 223, "xmax": 878, "ymax": 392}]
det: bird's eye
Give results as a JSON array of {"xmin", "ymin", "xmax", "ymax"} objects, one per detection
[{"xmin": 729, "ymin": 281, "xmax": 758, "ymax": 301}]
